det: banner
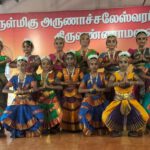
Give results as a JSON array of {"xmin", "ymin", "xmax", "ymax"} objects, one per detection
[{"xmin": 0, "ymin": 6, "xmax": 150, "ymax": 59}]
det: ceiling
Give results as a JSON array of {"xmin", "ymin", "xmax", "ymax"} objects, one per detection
[{"xmin": 0, "ymin": 0, "xmax": 149, "ymax": 14}]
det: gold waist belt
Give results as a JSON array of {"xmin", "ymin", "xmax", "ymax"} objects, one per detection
[
  {"xmin": 16, "ymin": 94, "xmax": 31, "ymax": 98},
  {"xmin": 115, "ymin": 92, "xmax": 133, "ymax": 100}
]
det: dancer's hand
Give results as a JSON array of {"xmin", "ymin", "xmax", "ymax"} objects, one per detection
[{"xmin": 5, "ymin": 56, "xmax": 11, "ymax": 63}]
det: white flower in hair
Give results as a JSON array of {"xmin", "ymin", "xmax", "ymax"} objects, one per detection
[
  {"xmin": 54, "ymin": 34, "xmax": 64, "ymax": 39},
  {"xmin": 41, "ymin": 56, "xmax": 51, "ymax": 61},
  {"xmin": 66, "ymin": 50, "xmax": 76, "ymax": 54},
  {"xmin": 107, "ymin": 32, "xmax": 117, "ymax": 38},
  {"xmin": 88, "ymin": 54, "xmax": 98, "ymax": 60},
  {"xmin": 136, "ymin": 29, "xmax": 148, "ymax": 36},
  {"xmin": 119, "ymin": 51, "xmax": 131, "ymax": 58},
  {"xmin": 17, "ymin": 56, "xmax": 28, "ymax": 62}
]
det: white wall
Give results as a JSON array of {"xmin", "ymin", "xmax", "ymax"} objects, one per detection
[{"xmin": 0, "ymin": 0, "xmax": 149, "ymax": 14}]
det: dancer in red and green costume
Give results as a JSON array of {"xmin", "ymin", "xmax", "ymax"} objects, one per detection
[{"xmin": 36, "ymin": 56, "xmax": 62, "ymax": 134}]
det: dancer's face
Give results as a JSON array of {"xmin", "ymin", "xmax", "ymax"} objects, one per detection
[
  {"xmin": 17, "ymin": 60, "xmax": 27, "ymax": 72},
  {"xmin": 136, "ymin": 33, "xmax": 148, "ymax": 47},
  {"xmin": 54, "ymin": 38, "xmax": 64, "ymax": 52},
  {"xmin": 23, "ymin": 42, "xmax": 33, "ymax": 55},
  {"xmin": 119, "ymin": 57, "xmax": 129, "ymax": 71},
  {"xmin": 89, "ymin": 58, "xmax": 98, "ymax": 72},
  {"xmin": 106, "ymin": 36, "xmax": 117, "ymax": 50},
  {"xmin": 80, "ymin": 34, "xmax": 90, "ymax": 47},
  {"xmin": 41, "ymin": 59, "xmax": 51, "ymax": 72},
  {"xmin": 66, "ymin": 54, "xmax": 75, "ymax": 66}
]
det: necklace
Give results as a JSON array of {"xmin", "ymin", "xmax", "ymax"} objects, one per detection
[
  {"xmin": 90, "ymin": 73, "xmax": 98, "ymax": 85},
  {"xmin": 18, "ymin": 74, "xmax": 26, "ymax": 88},
  {"xmin": 137, "ymin": 48, "xmax": 146, "ymax": 56},
  {"xmin": 41, "ymin": 71, "xmax": 54, "ymax": 85},
  {"xmin": 66, "ymin": 67, "xmax": 75, "ymax": 77},
  {"xmin": 107, "ymin": 51, "xmax": 116, "ymax": 60},
  {"xmin": 81, "ymin": 48, "xmax": 89, "ymax": 56},
  {"xmin": 41, "ymin": 72, "xmax": 49, "ymax": 82}
]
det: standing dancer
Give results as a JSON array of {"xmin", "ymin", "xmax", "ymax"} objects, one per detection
[{"xmin": 76, "ymin": 33, "xmax": 97, "ymax": 74}]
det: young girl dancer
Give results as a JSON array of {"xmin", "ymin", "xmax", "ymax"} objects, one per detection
[
  {"xmin": 1, "ymin": 56, "xmax": 43, "ymax": 138},
  {"xmin": 79, "ymin": 54, "xmax": 108, "ymax": 136},
  {"xmin": 57, "ymin": 51, "xmax": 83, "ymax": 132},
  {"xmin": 36, "ymin": 56, "xmax": 62, "ymax": 134},
  {"xmin": 102, "ymin": 52, "xmax": 149, "ymax": 137}
]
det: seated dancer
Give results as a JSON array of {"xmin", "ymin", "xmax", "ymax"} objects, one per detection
[
  {"xmin": 1, "ymin": 56, "xmax": 43, "ymax": 138},
  {"xmin": 36, "ymin": 56, "xmax": 62, "ymax": 134},
  {"xmin": 102, "ymin": 51, "xmax": 149, "ymax": 137},
  {"xmin": 56, "ymin": 50, "xmax": 83, "ymax": 132},
  {"xmin": 78, "ymin": 54, "xmax": 108, "ymax": 136}
]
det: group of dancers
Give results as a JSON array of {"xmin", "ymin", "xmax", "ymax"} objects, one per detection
[{"xmin": 0, "ymin": 29, "xmax": 149, "ymax": 138}]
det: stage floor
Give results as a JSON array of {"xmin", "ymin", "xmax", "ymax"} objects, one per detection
[{"xmin": 0, "ymin": 132, "xmax": 149, "ymax": 150}]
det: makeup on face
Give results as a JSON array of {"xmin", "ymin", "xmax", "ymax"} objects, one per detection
[
  {"xmin": 106, "ymin": 37, "xmax": 117, "ymax": 49},
  {"xmin": 80, "ymin": 34, "xmax": 90, "ymax": 47},
  {"xmin": 54, "ymin": 39, "xmax": 64, "ymax": 51},
  {"xmin": 66, "ymin": 54, "xmax": 75, "ymax": 66}
]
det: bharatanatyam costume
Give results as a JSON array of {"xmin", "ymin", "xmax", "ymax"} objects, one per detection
[
  {"xmin": 35, "ymin": 71, "xmax": 62, "ymax": 132},
  {"xmin": 76, "ymin": 49, "xmax": 97, "ymax": 74},
  {"xmin": 99, "ymin": 50, "xmax": 121, "ymax": 102},
  {"xmin": 102, "ymin": 69, "xmax": 148, "ymax": 136},
  {"xmin": 0, "ymin": 55, "xmax": 9, "ymax": 136},
  {"xmin": 0, "ymin": 56, "xmax": 9, "ymax": 109},
  {"xmin": 1, "ymin": 74, "xmax": 44, "ymax": 138},
  {"xmin": 79, "ymin": 72, "xmax": 108, "ymax": 135},
  {"xmin": 79, "ymin": 54, "xmax": 108, "ymax": 135},
  {"xmin": 49, "ymin": 53, "xmax": 65, "ymax": 73},
  {"xmin": 57, "ymin": 67, "xmax": 83, "ymax": 131}
]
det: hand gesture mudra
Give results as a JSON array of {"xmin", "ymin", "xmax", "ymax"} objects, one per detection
[
  {"xmin": 119, "ymin": 72, "xmax": 130, "ymax": 88},
  {"xmin": 56, "ymin": 53, "xmax": 63, "ymax": 63}
]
